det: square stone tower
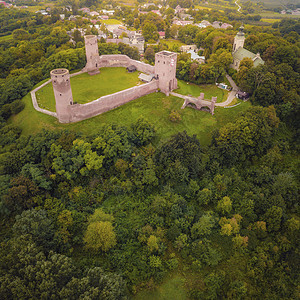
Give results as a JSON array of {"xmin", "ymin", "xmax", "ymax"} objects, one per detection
[
  {"xmin": 155, "ymin": 51, "xmax": 177, "ymax": 95},
  {"xmin": 84, "ymin": 35, "xmax": 100, "ymax": 75},
  {"xmin": 233, "ymin": 25, "xmax": 245, "ymax": 52},
  {"xmin": 50, "ymin": 68, "xmax": 73, "ymax": 123}
]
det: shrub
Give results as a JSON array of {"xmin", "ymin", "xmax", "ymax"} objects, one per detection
[{"xmin": 169, "ymin": 110, "xmax": 182, "ymax": 122}]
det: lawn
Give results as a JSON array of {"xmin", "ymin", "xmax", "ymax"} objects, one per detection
[
  {"xmin": 175, "ymin": 80, "xmax": 229, "ymax": 103},
  {"xmin": 101, "ymin": 19, "xmax": 123, "ymax": 25},
  {"xmin": 11, "ymin": 87, "xmax": 251, "ymax": 146},
  {"xmin": 36, "ymin": 67, "xmax": 142, "ymax": 112},
  {"xmin": 134, "ymin": 275, "xmax": 188, "ymax": 300}
]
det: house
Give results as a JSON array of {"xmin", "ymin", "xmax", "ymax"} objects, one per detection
[
  {"xmin": 172, "ymin": 20, "xmax": 193, "ymax": 26},
  {"xmin": 212, "ymin": 21, "xmax": 221, "ymax": 29},
  {"xmin": 151, "ymin": 10, "xmax": 162, "ymax": 16},
  {"xmin": 175, "ymin": 5, "xmax": 185, "ymax": 14},
  {"xmin": 200, "ymin": 20, "xmax": 212, "ymax": 27},
  {"xmin": 68, "ymin": 15, "xmax": 77, "ymax": 21},
  {"xmin": 139, "ymin": 73, "xmax": 155, "ymax": 82},
  {"xmin": 106, "ymin": 38, "xmax": 123, "ymax": 44},
  {"xmin": 187, "ymin": 50, "xmax": 205, "ymax": 64},
  {"xmin": 180, "ymin": 13, "xmax": 193, "ymax": 20},
  {"xmin": 79, "ymin": 7, "xmax": 90, "ymax": 14},
  {"xmin": 221, "ymin": 23, "xmax": 233, "ymax": 30},
  {"xmin": 89, "ymin": 11, "xmax": 99, "ymax": 17},
  {"xmin": 231, "ymin": 26, "xmax": 264, "ymax": 70},
  {"xmin": 180, "ymin": 45, "xmax": 197, "ymax": 52},
  {"xmin": 101, "ymin": 9, "xmax": 114, "ymax": 15},
  {"xmin": 158, "ymin": 31, "xmax": 165, "ymax": 39}
]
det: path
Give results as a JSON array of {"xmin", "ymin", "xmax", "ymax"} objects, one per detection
[
  {"xmin": 171, "ymin": 74, "xmax": 239, "ymax": 108},
  {"xmin": 235, "ymin": 0, "xmax": 241, "ymax": 12}
]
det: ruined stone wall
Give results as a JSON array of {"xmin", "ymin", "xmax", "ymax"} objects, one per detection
[
  {"xmin": 68, "ymin": 80, "xmax": 158, "ymax": 123},
  {"xmin": 97, "ymin": 55, "xmax": 154, "ymax": 74}
]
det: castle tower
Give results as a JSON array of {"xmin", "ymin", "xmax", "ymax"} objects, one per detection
[
  {"xmin": 233, "ymin": 25, "xmax": 245, "ymax": 53},
  {"xmin": 155, "ymin": 51, "xmax": 178, "ymax": 96},
  {"xmin": 84, "ymin": 35, "xmax": 100, "ymax": 75},
  {"xmin": 50, "ymin": 68, "xmax": 73, "ymax": 123}
]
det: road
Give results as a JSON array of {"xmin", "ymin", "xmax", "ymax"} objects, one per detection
[{"xmin": 235, "ymin": 0, "xmax": 241, "ymax": 12}]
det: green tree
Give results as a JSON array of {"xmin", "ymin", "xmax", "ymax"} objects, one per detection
[
  {"xmin": 13, "ymin": 209, "xmax": 55, "ymax": 251},
  {"xmin": 144, "ymin": 47, "xmax": 155, "ymax": 64},
  {"xmin": 217, "ymin": 196, "xmax": 232, "ymax": 215},
  {"xmin": 142, "ymin": 22, "xmax": 159, "ymax": 42},
  {"xmin": 147, "ymin": 235, "xmax": 159, "ymax": 252},
  {"xmin": 191, "ymin": 213, "xmax": 216, "ymax": 238},
  {"xmin": 264, "ymin": 206, "xmax": 283, "ymax": 232},
  {"xmin": 84, "ymin": 221, "xmax": 117, "ymax": 252}
]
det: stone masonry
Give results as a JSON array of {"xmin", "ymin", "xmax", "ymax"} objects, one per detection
[
  {"xmin": 49, "ymin": 35, "xmax": 178, "ymax": 123},
  {"xmin": 50, "ymin": 68, "xmax": 73, "ymax": 123}
]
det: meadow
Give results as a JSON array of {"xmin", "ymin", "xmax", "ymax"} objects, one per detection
[{"xmin": 12, "ymin": 86, "xmax": 250, "ymax": 147}]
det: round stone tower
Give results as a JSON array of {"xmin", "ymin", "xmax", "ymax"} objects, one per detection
[
  {"xmin": 155, "ymin": 51, "xmax": 178, "ymax": 96},
  {"xmin": 50, "ymin": 68, "xmax": 73, "ymax": 123},
  {"xmin": 233, "ymin": 25, "xmax": 245, "ymax": 52},
  {"xmin": 84, "ymin": 35, "xmax": 100, "ymax": 75}
]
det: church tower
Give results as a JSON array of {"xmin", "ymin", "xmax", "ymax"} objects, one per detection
[
  {"xmin": 155, "ymin": 51, "xmax": 177, "ymax": 96},
  {"xmin": 84, "ymin": 35, "xmax": 100, "ymax": 75},
  {"xmin": 233, "ymin": 25, "xmax": 245, "ymax": 53},
  {"xmin": 51, "ymin": 68, "xmax": 73, "ymax": 123}
]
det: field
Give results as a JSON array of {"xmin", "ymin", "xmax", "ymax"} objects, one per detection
[
  {"xmin": 36, "ymin": 67, "xmax": 142, "ymax": 112},
  {"xmin": 261, "ymin": 18, "xmax": 280, "ymax": 23},
  {"xmin": 0, "ymin": 35, "xmax": 12, "ymax": 42},
  {"xmin": 175, "ymin": 80, "xmax": 229, "ymax": 103},
  {"xmin": 101, "ymin": 19, "xmax": 123, "ymax": 25},
  {"xmin": 11, "ymin": 86, "xmax": 251, "ymax": 146},
  {"xmin": 242, "ymin": 0, "xmax": 300, "ymax": 9},
  {"xmin": 19, "ymin": 2, "xmax": 55, "ymax": 12}
]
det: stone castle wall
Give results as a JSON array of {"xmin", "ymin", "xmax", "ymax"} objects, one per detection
[
  {"xmin": 82, "ymin": 54, "xmax": 155, "ymax": 74},
  {"xmin": 68, "ymin": 80, "xmax": 158, "ymax": 123},
  {"xmin": 45, "ymin": 47, "xmax": 178, "ymax": 123}
]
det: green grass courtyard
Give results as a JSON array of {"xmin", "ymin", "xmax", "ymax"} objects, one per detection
[{"xmin": 36, "ymin": 67, "xmax": 142, "ymax": 112}]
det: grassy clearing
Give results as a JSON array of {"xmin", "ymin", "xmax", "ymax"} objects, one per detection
[
  {"xmin": 11, "ymin": 86, "xmax": 251, "ymax": 146},
  {"xmin": 134, "ymin": 275, "xmax": 187, "ymax": 300},
  {"xmin": 0, "ymin": 35, "xmax": 12, "ymax": 41},
  {"xmin": 175, "ymin": 80, "xmax": 228, "ymax": 103},
  {"xmin": 20, "ymin": 2, "xmax": 55, "ymax": 12},
  {"xmin": 261, "ymin": 18, "xmax": 279, "ymax": 23},
  {"xmin": 36, "ymin": 67, "xmax": 142, "ymax": 112},
  {"xmin": 101, "ymin": 19, "xmax": 123, "ymax": 25},
  {"xmin": 258, "ymin": 12, "xmax": 300, "ymax": 19},
  {"xmin": 160, "ymin": 39, "xmax": 186, "ymax": 51}
]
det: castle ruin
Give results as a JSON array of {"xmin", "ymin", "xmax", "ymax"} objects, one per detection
[
  {"xmin": 50, "ymin": 35, "xmax": 178, "ymax": 123},
  {"xmin": 50, "ymin": 69, "xmax": 73, "ymax": 123}
]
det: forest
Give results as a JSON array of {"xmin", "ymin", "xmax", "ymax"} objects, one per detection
[{"xmin": 0, "ymin": 4, "xmax": 299, "ymax": 299}]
